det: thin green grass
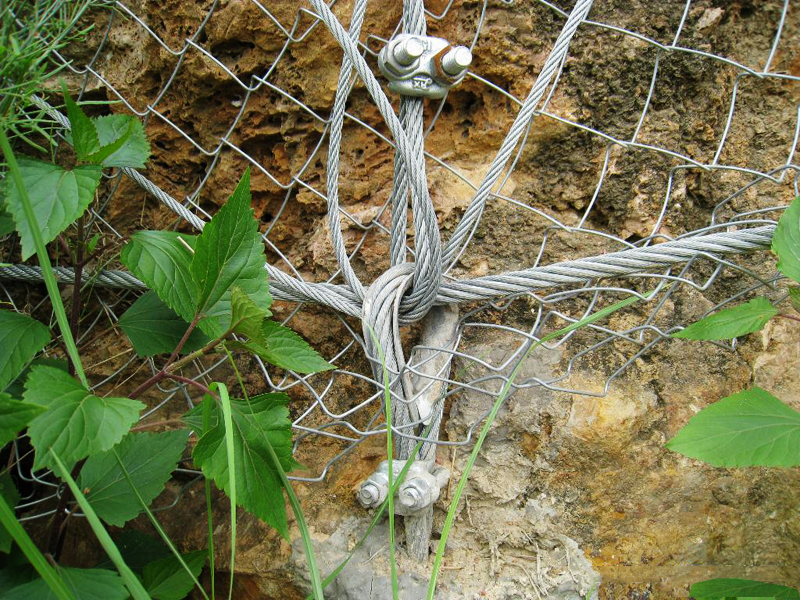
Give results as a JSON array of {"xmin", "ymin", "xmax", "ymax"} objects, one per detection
[
  {"xmin": 209, "ymin": 382, "xmax": 237, "ymax": 600},
  {"xmin": 113, "ymin": 448, "xmax": 209, "ymax": 600},
  {"xmin": 364, "ymin": 325, "xmax": 398, "ymax": 600},
  {"xmin": 0, "ymin": 494, "xmax": 74, "ymax": 599},
  {"xmin": 303, "ymin": 420, "xmax": 435, "ymax": 600},
  {"xmin": 50, "ymin": 450, "xmax": 150, "ymax": 600},
  {"xmin": 202, "ymin": 395, "xmax": 216, "ymax": 600},
  {"xmin": 0, "ymin": 129, "xmax": 88, "ymax": 387},
  {"xmin": 426, "ymin": 291, "xmax": 651, "ymax": 599},
  {"xmin": 223, "ymin": 345, "xmax": 324, "ymax": 599}
]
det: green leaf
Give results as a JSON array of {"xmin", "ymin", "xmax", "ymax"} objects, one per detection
[
  {"xmin": 121, "ymin": 231, "xmax": 198, "ymax": 323},
  {"xmin": 229, "ymin": 286, "xmax": 271, "ymax": 341},
  {"xmin": 24, "ymin": 366, "xmax": 144, "ymax": 471},
  {"xmin": 50, "ymin": 452, "xmax": 151, "ymax": 600},
  {"xmin": 0, "ymin": 310, "xmax": 51, "ymax": 392},
  {"xmin": 142, "ymin": 550, "xmax": 206, "ymax": 600},
  {"xmin": 0, "ymin": 495, "xmax": 73, "ymax": 599},
  {"xmin": 0, "ymin": 547, "xmax": 37, "ymax": 593},
  {"xmin": 62, "ymin": 85, "xmax": 100, "ymax": 161},
  {"xmin": 0, "ymin": 473, "xmax": 20, "ymax": 553},
  {"xmin": 191, "ymin": 169, "xmax": 271, "ymax": 318},
  {"xmin": 87, "ymin": 233, "xmax": 101, "ymax": 254},
  {"xmin": 0, "ymin": 204, "xmax": 14, "ymax": 237},
  {"xmin": 91, "ymin": 114, "xmax": 150, "ymax": 168},
  {"xmin": 0, "ymin": 393, "xmax": 46, "ymax": 447},
  {"xmin": 666, "ymin": 387, "xmax": 800, "ymax": 467},
  {"xmin": 185, "ymin": 393, "xmax": 299, "ymax": 538},
  {"xmin": 671, "ymin": 297, "xmax": 778, "ymax": 340},
  {"xmin": 96, "ymin": 530, "xmax": 170, "ymax": 572},
  {"xmin": 4, "ymin": 568, "xmax": 127, "ymax": 600},
  {"xmin": 789, "ymin": 287, "xmax": 800, "ymax": 313},
  {"xmin": 3, "ymin": 157, "xmax": 102, "ymax": 260},
  {"xmin": 690, "ymin": 578, "xmax": 799, "ymax": 598},
  {"xmin": 246, "ymin": 320, "xmax": 333, "ymax": 374},
  {"xmin": 118, "ymin": 292, "xmax": 210, "ymax": 358},
  {"xmin": 3, "ymin": 358, "xmax": 67, "ymax": 399},
  {"xmin": 773, "ymin": 197, "xmax": 800, "ymax": 283},
  {"xmin": 78, "ymin": 430, "xmax": 189, "ymax": 527}
]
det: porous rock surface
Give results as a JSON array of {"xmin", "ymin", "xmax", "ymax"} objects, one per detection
[{"xmin": 59, "ymin": 0, "xmax": 800, "ymax": 597}]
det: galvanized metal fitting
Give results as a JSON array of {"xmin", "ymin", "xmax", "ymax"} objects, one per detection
[
  {"xmin": 357, "ymin": 469, "xmax": 390, "ymax": 509},
  {"xmin": 378, "ymin": 34, "xmax": 472, "ymax": 98},
  {"xmin": 357, "ymin": 459, "xmax": 450, "ymax": 515}
]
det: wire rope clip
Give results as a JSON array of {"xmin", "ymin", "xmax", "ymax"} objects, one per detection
[
  {"xmin": 378, "ymin": 34, "xmax": 472, "ymax": 99},
  {"xmin": 357, "ymin": 459, "xmax": 450, "ymax": 515}
]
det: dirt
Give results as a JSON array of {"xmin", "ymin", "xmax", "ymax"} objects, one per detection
[{"xmin": 11, "ymin": 0, "xmax": 800, "ymax": 597}]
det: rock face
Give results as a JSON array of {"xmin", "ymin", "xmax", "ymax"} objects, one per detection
[{"xmin": 58, "ymin": 0, "xmax": 800, "ymax": 597}]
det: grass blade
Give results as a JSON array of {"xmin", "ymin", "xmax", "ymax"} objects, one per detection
[
  {"xmin": 303, "ymin": 422, "xmax": 433, "ymax": 600},
  {"xmin": 112, "ymin": 449, "xmax": 210, "ymax": 600},
  {"xmin": 0, "ymin": 128, "xmax": 88, "ymax": 388},
  {"xmin": 202, "ymin": 395, "xmax": 216, "ymax": 600},
  {"xmin": 262, "ymin": 434, "xmax": 324, "ymax": 599},
  {"xmin": 208, "ymin": 382, "xmax": 236, "ymax": 600},
  {"xmin": 50, "ymin": 450, "xmax": 150, "ymax": 600},
  {"xmin": 222, "ymin": 345, "xmax": 324, "ymax": 599},
  {"xmin": 364, "ymin": 325, "xmax": 398, "ymax": 600},
  {"xmin": 426, "ymin": 291, "xmax": 650, "ymax": 599},
  {"xmin": 0, "ymin": 493, "xmax": 74, "ymax": 600}
]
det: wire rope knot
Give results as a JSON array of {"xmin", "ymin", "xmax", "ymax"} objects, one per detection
[{"xmin": 362, "ymin": 263, "xmax": 418, "ymax": 459}]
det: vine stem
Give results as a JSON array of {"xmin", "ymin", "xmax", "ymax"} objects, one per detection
[
  {"xmin": 164, "ymin": 313, "xmax": 201, "ymax": 369},
  {"xmin": 164, "ymin": 373, "xmax": 215, "ymax": 397},
  {"xmin": 776, "ymin": 313, "xmax": 800, "ymax": 324}
]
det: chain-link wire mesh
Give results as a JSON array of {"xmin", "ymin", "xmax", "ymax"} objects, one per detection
[{"xmin": 2, "ymin": 0, "xmax": 799, "ymax": 526}]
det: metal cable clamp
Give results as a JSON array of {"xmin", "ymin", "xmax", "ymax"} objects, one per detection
[
  {"xmin": 378, "ymin": 34, "xmax": 472, "ymax": 98},
  {"xmin": 358, "ymin": 459, "xmax": 450, "ymax": 515}
]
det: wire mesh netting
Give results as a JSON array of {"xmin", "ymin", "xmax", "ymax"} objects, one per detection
[{"xmin": 2, "ymin": 0, "xmax": 799, "ymax": 528}]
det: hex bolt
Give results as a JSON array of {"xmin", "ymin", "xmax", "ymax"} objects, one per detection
[
  {"xmin": 439, "ymin": 46, "xmax": 472, "ymax": 76},
  {"xmin": 398, "ymin": 478, "xmax": 427, "ymax": 512},
  {"xmin": 358, "ymin": 480, "xmax": 386, "ymax": 508},
  {"xmin": 393, "ymin": 37, "xmax": 425, "ymax": 66}
]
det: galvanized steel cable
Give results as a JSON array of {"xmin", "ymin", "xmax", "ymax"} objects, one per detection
[
  {"xmin": 307, "ymin": 0, "xmax": 443, "ymax": 323},
  {"xmin": 441, "ymin": 0, "xmax": 595, "ymax": 271},
  {"xmin": 0, "ymin": 225, "xmax": 776, "ymax": 303},
  {"xmin": 0, "ymin": 0, "xmax": 785, "ymax": 470}
]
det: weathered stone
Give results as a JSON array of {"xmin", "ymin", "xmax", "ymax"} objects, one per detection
[{"xmin": 36, "ymin": 0, "xmax": 800, "ymax": 597}]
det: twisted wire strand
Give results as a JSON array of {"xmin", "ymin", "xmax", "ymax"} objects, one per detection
[
  {"xmin": 1, "ymin": 225, "xmax": 776, "ymax": 304},
  {"xmin": 389, "ymin": 0, "xmax": 428, "ymax": 266},
  {"xmin": 307, "ymin": 0, "xmax": 443, "ymax": 322},
  {"xmin": 441, "ymin": 0, "xmax": 595, "ymax": 270},
  {"xmin": 324, "ymin": 0, "xmax": 369, "ymax": 302},
  {"xmin": 2, "ymin": 0, "xmax": 793, "ymax": 498}
]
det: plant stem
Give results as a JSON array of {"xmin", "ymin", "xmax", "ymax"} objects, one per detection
[
  {"xmin": 47, "ymin": 458, "xmax": 87, "ymax": 559},
  {"xmin": 0, "ymin": 125, "xmax": 88, "ymax": 387},
  {"xmin": 164, "ymin": 373, "xmax": 216, "ymax": 398},
  {"xmin": 125, "ymin": 322, "xmax": 224, "ymax": 401},
  {"xmin": 164, "ymin": 313, "xmax": 202, "ymax": 369},
  {"xmin": 170, "ymin": 329, "xmax": 231, "ymax": 372},
  {"xmin": 776, "ymin": 313, "xmax": 800, "ymax": 324},
  {"xmin": 202, "ymin": 395, "xmax": 216, "ymax": 600},
  {"xmin": 0, "ymin": 495, "xmax": 74, "ymax": 600},
  {"xmin": 128, "ymin": 370, "xmax": 166, "ymax": 400},
  {"xmin": 364, "ymin": 325, "xmax": 398, "ymax": 600}
]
